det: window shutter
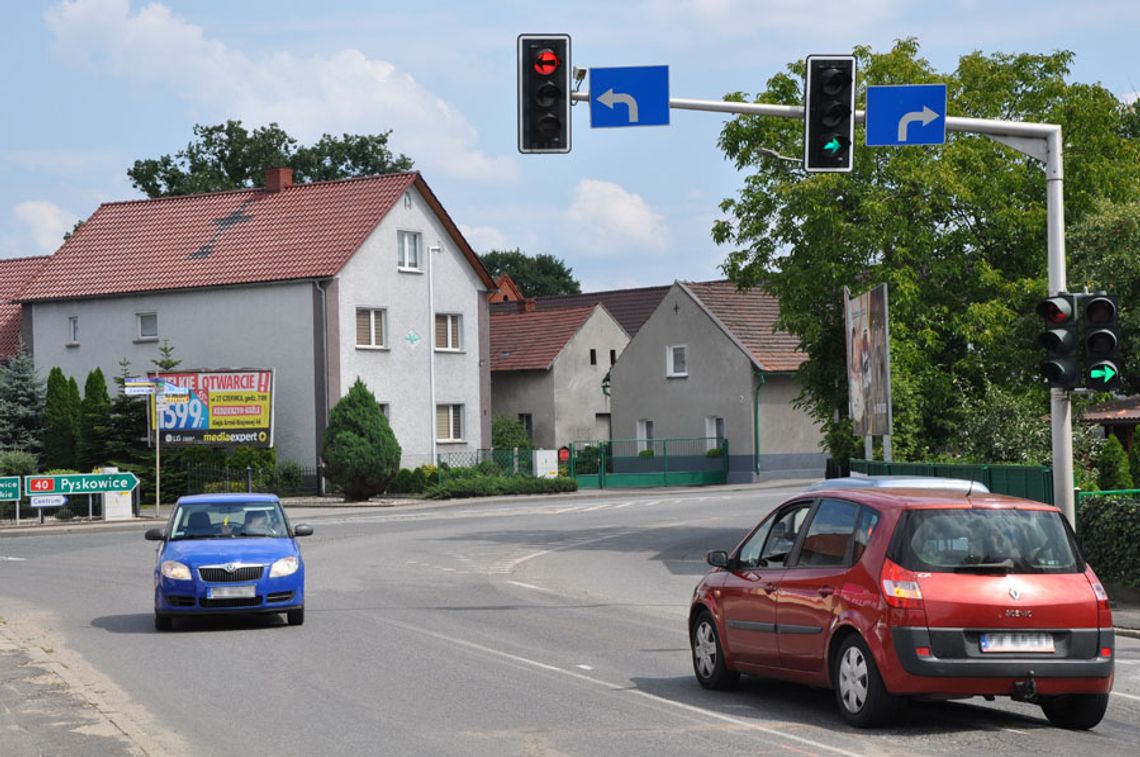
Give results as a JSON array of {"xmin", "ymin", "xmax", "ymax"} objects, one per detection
[
  {"xmin": 451, "ymin": 406, "xmax": 462, "ymax": 439},
  {"xmin": 450, "ymin": 316, "xmax": 460, "ymax": 349},
  {"xmin": 436, "ymin": 405, "xmax": 449, "ymax": 439},
  {"xmin": 435, "ymin": 315, "xmax": 447, "ymax": 348},
  {"xmin": 356, "ymin": 309, "xmax": 371, "ymax": 345}
]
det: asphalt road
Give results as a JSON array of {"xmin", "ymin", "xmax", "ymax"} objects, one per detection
[{"xmin": 3, "ymin": 484, "xmax": 1140, "ymax": 756}]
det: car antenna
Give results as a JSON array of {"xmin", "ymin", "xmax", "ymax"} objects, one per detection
[{"xmin": 966, "ymin": 479, "xmax": 975, "ymax": 498}]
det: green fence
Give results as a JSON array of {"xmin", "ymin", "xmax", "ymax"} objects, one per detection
[
  {"xmin": 849, "ymin": 459, "xmax": 1054, "ymax": 504},
  {"xmin": 570, "ymin": 438, "xmax": 729, "ymax": 489},
  {"xmin": 435, "ymin": 448, "xmax": 535, "ymax": 480},
  {"xmin": 1075, "ymin": 488, "xmax": 1140, "ymax": 512}
]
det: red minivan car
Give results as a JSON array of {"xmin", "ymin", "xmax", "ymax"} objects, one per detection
[{"xmin": 689, "ymin": 479, "xmax": 1114, "ymax": 729}]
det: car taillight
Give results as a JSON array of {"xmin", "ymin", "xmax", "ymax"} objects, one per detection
[
  {"xmin": 881, "ymin": 557, "xmax": 924, "ymax": 608},
  {"xmin": 1089, "ymin": 575, "xmax": 1114, "ymax": 629}
]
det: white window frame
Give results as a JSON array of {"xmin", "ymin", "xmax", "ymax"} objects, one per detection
[
  {"xmin": 435, "ymin": 313, "xmax": 462, "ymax": 352},
  {"xmin": 518, "ymin": 413, "xmax": 533, "ymax": 440},
  {"xmin": 436, "ymin": 404, "xmax": 464, "ymax": 442},
  {"xmin": 666, "ymin": 344, "xmax": 688, "ymax": 377},
  {"xmin": 355, "ymin": 307, "xmax": 388, "ymax": 349},
  {"xmin": 397, "ymin": 230, "xmax": 422, "ymax": 271},
  {"xmin": 136, "ymin": 312, "xmax": 158, "ymax": 341},
  {"xmin": 636, "ymin": 419, "xmax": 655, "ymax": 453},
  {"xmin": 67, "ymin": 316, "xmax": 79, "ymax": 346}
]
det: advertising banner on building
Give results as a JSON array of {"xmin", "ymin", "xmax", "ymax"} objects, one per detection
[
  {"xmin": 844, "ymin": 285, "xmax": 892, "ymax": 437},
  {"xmin": 149, "ymin": 369, "xmax": 275, "ymax": 447}
]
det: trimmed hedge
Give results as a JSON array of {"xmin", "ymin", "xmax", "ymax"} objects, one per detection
[
  {"xmin": 423, "ymin": 474, "xmax": 578, "ymax": 500},
  {"xmin": 1077, "ymin": 496, "xmax": 1140, "ymax": 590}
]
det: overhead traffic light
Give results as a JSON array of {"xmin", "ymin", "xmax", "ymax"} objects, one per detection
[
  {"xmin": 1037, "ymin": 293, "xmax": 1080, "ymax": 389},
  {"xmin": 517, "ymin": 34, "xmax": 571, "ymax": 154},
  {"xmin": 804, "ymin": 55, "xmax": 856, "ymax": 172},
  {"xmin": 1083, "ymin": 294, "xmax": 1122, "ymax": 390}
]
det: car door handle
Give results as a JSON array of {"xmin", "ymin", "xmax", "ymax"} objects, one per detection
[{"xmin": 817, "ymin": 586, "xmax": 835, "ymax": 598}]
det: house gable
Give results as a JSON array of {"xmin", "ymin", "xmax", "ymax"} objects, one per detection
[{"xmin": 0, "ymin": 255, "xmax": 50, "ymax": 358}]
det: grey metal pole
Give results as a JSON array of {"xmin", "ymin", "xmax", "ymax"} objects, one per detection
[{"xmin": 571, "ymin": 91, "xmax": 1072, "ymax": 518}]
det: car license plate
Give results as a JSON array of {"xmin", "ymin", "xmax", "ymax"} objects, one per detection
[
  {"xmin": 979, "ymin": 632, "xmax": 1054, "ymax": 653},
  {"xmin": 207, "ymin": 585, "xmax": 256, "ymax": 599}
]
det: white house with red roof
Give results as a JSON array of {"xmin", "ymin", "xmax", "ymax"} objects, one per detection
[
  {"xmin": 610, "ymin": 280, "xmax": 825, "ymax": 482},
  {"xmin": 490, "ymin": 300, "xmax": 628, "ymax": 448},
  {"xmin": 19, "ymin": 169, "xmax": 495, "ymax": 471}
]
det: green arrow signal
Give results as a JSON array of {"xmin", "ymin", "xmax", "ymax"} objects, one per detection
[
  {"xmin": 1091, "ymin": 365, "xmax": 1117, "ymax": 383},
  {"xmin": 823, "ymin": 137, "xmax": 842, "ymax": 155}
]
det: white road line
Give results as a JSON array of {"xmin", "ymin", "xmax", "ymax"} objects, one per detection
[
  {"xmin": 383, "ymin": 619, "xmax": 862, "ymax": 757},
  {"xmin": 1113, "ymin": 691, "xmax": 1140, "ymax": 701},
  {"xmin": 0, "ymin": 556, "xmax": 27, "ymax": 561},
  {"xmin": 505, "ymin": 580, "xmax": 562, "ymax": 595}
]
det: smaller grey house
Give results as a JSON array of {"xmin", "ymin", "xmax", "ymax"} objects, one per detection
[
  {"xmin": 491, "ymin": 300, "xmax": 628, "ymax": 449},
  {"xmin": 609, "ymin": 280, "xmax": 825, "ymax": 482}
]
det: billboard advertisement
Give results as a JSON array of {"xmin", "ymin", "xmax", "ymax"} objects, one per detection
[
  {"xmin": 844, "ymin": 285, "xmax": 892, "ymax": 437},
  {"xmin": 149, "ymin": 369, "xmax": 274, "ymax": 447}
]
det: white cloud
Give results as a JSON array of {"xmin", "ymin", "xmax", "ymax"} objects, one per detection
[
  {"xmin": 43, "ymin": 0, "xmax": 516, "ymax": 182},
  {"xmin": 564, "ymin": 179, "xmax": 667, "ymax": 256},
  {"xmin": 13, "ymin": 201, "xmax": 76, "ymax": 254},
  {"xmin": 458, "ymin": 224, "xmax": 508, "ymax": 253}
]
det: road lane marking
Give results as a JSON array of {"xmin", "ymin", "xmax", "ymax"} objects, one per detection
[
  {"xmin": 1113, "ymin": 691, "xmax": 1140, "ymax": 701},
  {"xmin": 0, "ymin": 556, "xmax": 27, "ymax": 561},
  {"xmin": 382, "ymin": 619, "xmax": 862, "ymax": 756},
  {"xmin": 505, "ymin": 580, "xmax": 562, "ymax": 595}
]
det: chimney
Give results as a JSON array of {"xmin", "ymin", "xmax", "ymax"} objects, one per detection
[
  {"xmin": 517, "ymin": 298, "xmax": 537, "ymax": 313},
  {"xmin": 265, "ymin": 167, "xmax": 294, "ymax": 193}
]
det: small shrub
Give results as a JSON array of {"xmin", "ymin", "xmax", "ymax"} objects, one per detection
[
  {"xmin": 204, "ymin": 481, "xmax": 247, "ymax": 494},
  {"xmin": 410, "ymin": 467, "xmax": 427, "ymax": 493},
  {"xmin": 389, "ymin": 468, "xmax": 414, "ymax": 494},
  {"xmin": 638, "ymin": 449, "xmax": 655, "ymax": 458},
  {"xmin": 705, "ymin": 447, "xmax": 725, "ymax": 457},
  {"xmin": 0, "ymin": 450, "xmax": 38, "ymax": 476},
  {"xmin": 423, "ymin": 474, "xmax": 578, "ymax": 500},
  {"xmin": 55, "ymin": 507, "xmax": 75, "ymax": 521},
  {"xmin": 1097, "ymin": 435, "xmax": 1133, "ymax": 491},
  {"xmin": 274, "ymin": 461, "xmax": 306, "ymax": 495}
]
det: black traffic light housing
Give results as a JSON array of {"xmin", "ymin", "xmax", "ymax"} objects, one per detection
[
  {"xmin": 804, "ymin": 55, "xmax": 856, "ymax": 172},
  {"xmin": 1083, "ymin": 294, "xmax": 1122, "ymax": 390},
  {"xmin": 1037, "ymin": 293, "xmax": 1079, "ymax": 389},
  {"xmin": 518, "ymin": 34, "xmax": 571, "ymax": 154}
]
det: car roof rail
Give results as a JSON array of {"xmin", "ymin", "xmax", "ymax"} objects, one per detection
[{"xmin": 807, "ymin": 476, "xmax": 990, "ymax": 494}]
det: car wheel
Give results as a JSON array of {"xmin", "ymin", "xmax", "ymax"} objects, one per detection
[
  {"xmin": 1040, "ymin": 693, "xmax": 1109, "ymax": 730},
  {"xmin": 287, "ymin": 608, "xmax": 305, "ymax": 626},
  {"xmin": 154, "ymin": 614, "xmax": 173, "ymax": 632},
  {"xmin": 834, "ymin": 634, "xmax": 898, "ymax": 727},
  {"xmin": 691, "ymin": 610, "xmax": 738, "ymax": 690}
]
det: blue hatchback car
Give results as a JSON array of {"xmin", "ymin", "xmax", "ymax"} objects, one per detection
[{"xmin": 145, "ymin": 493, "xmax": 313, "ymax": 631}]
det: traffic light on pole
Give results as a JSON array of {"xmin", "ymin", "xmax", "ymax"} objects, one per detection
[
  {"xmin": 1036, "ymin": 293, "xmax": 1079, "ymax": 389},
  {"xmin": 1083, "ymin": 294, "xmax": 1122, "ymax": 390},
  {"xmin": 804, "ymin": 55, "xmax": 856, "ymax": 172},
  {"xmin": 517, "ymin": 34, "xmax": 571, "ymax": 154}
]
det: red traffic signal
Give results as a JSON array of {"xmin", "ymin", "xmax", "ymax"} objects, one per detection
[
  {"xmin": 518, "ymin": 35, "xmax": 571, "ymax": 154},
  {"xmin": 1036, "ymin": 293, "xmax": 1079, "ymax": 389}
]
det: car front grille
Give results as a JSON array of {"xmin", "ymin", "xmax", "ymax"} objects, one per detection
[
  {"xmin": 200, "ymin": 597, "xmax": 263, "ymax": 608},
  {"xmin": 198, "ymin": 565, "xmax": 264, "ymax": 582}
]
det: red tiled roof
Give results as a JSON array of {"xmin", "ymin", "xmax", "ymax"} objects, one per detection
[
  {"xmin": 1082, "ymin": 397, "xmax": 1140, "ymax": 424},
  {"xmin": 683, "ymin": 280, "xmax": 805, "ymax": 372},
  {"xmin": 491, "ymin": 305, "xmax": 598, "ymax": 371},
  {"xmin": 19, "ymin": 171, "xmax": 493, "ymax": 302},
  {"xmin": 491, "ymin": 284, "xmax": 669, "ymax": 337},
  {"xmin": 0, "ymin": 255, "xmax": 50, "ymax": 358}
]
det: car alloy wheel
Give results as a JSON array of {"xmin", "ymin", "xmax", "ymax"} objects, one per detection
[{"xmin": 691, "ymin": 611, "xmax": 738, "ymax": 690}]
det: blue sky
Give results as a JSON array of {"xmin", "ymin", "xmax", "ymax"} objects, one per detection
[{"xmin": 2, "ymin": 1, "xmax": 1137, "ymax": 292}]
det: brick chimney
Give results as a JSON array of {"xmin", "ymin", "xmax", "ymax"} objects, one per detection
[
  {"xmin": 517, "ymin": 298, "xmax": 537, "ymax": 313},
  {"xmin": 265, "ymin": 167, "xmax": 294, "ymax": 193}
]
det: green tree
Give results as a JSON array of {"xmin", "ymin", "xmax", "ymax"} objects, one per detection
[
  {"xmin": 492, "ymin": 415, "xmax": 534, "ymax": 450},
  {"xmin": 480, "ymin": 249, "xmax": 581, "ymax": 297},
  {"xmin": 42, "ymin": 368, "xmax": 81, "ymax": 469},
  {"xmin": 322, "ymin": 379, "xmax": 401, "ymax": 501},
  {"xmin": 128, "ymin": 120, "xmax": 414, "ymax": 198},
  {"xmin": 79, "ymin": 368, "xmax": 112, "ymax": 470},
  {"xmin": 0, "ymin": 346, "xmax": 44, "ymax": 456},
  {"xmin": 1096, "ymin": 434, "xmax": 1133, "ymax": 491},
  {"xmin": 712, "ymin": 39, "xmax": 1140, "ymax": 462}
]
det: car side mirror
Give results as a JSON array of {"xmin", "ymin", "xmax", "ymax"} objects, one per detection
[
  {"xmin": 706, "ymin": 550, "xmax": 729, "ymax": 568},
  {"xmin": 293, "ymin": 524, "xmax": 314, "ymax": 537},
  {"xmin": 144, "ymin": 528, "xmax": 165, "ymax": 541}
]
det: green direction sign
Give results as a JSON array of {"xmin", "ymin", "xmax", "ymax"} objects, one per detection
[
  {"xmin": 25, "ymin": 472, "xmax": 140, "ymax": 496},
  {"xmin": 0, "ymin": 476, "xmax": 20, "ymax": 501}
]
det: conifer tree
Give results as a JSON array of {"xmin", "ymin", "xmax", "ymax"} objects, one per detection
[
  {"xmin": 0, "ymin": 346, "xmax": 45, "ymax": 456},
  {"xmin": 322, "ymin": 378, "xmax": 401, "ymax": 501},
  {"xmin": 42, "ymin": 367, "xmax": 80, "ymax": 470},
  {"xmin": 79, "ymin": 368, "xmax": 112, "ymax": 469}
]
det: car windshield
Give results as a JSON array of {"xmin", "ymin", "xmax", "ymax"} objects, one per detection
[
  {"xmin": 170, "ymin": 501, "xmax": 286, "ymax": 540},
  {"xmin": 893, "ymin": 508, "xmax": 1081, "ymax": 574}
]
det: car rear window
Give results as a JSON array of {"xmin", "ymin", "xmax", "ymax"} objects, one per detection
[{"xmin": 891, "ymin": 508, "xmax": 1082, "ymax": 574}]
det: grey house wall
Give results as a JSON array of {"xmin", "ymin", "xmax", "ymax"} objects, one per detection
[
  {"xmin": 609, "ymin": 285, "xmax": 824, "ymax": 482},
  {"xmin": 491, "ymin": 307, "xmax": 626, "ymax": 449},
  {"xmin": 28, "ymin": 281, "xmax": 319, "ymax": 466},
  {"xmin": 550, "ymin": 308, "xmax": 624, "ymax": 446},
  {"xmin": 336, "ymin": 185, "xmax": 490, "ymax": 467}
]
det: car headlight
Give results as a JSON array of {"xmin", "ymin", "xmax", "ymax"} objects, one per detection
[
  {"xmin": 269, "ymin": 556, "xmax": 300, "ymax": 578},
  {"xmin": 160, "ymin": 561, "xmax": 192, "ymax": 581}
]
